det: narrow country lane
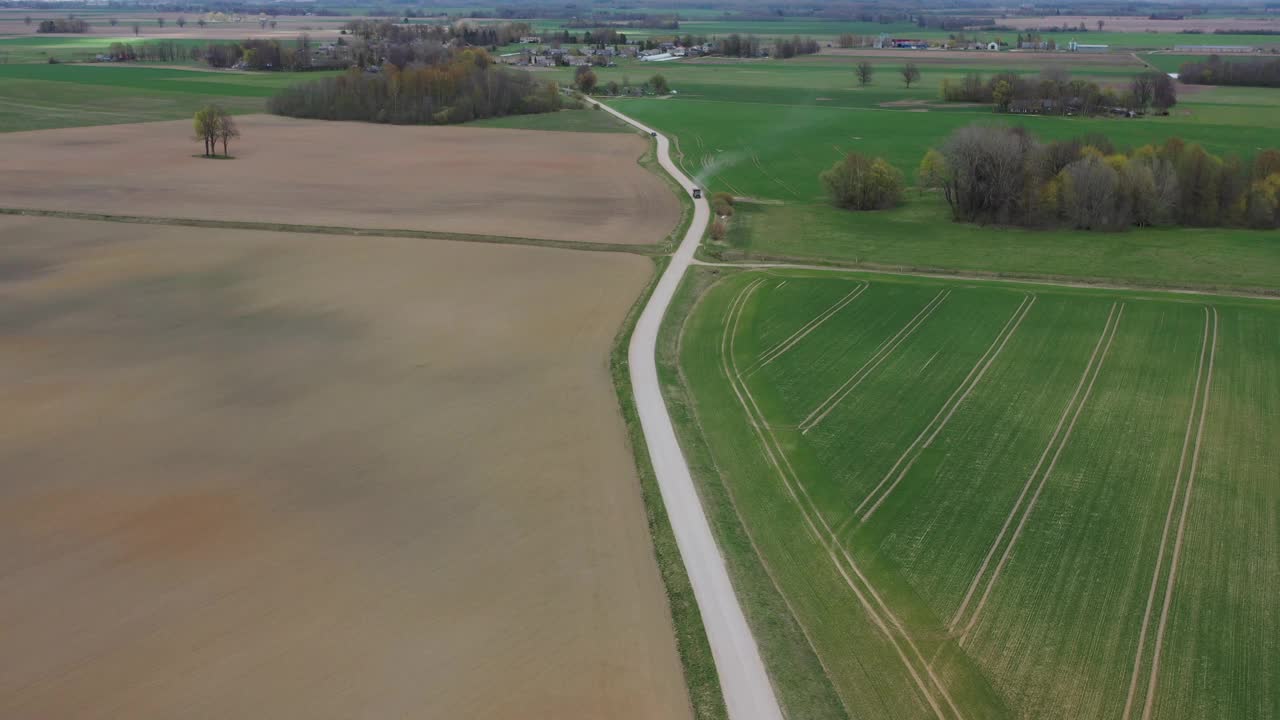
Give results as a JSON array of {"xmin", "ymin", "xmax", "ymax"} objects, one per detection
[{"xmin": 595, "ymin": 99, "xmax": 786, "ymax": 720}]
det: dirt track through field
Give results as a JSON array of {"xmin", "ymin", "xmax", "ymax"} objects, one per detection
[
  {"xmin": 744, "ymin": 281, "xmax": 868, "ymax": 375},
  {"xmin": 0, "ymin": 115, "xmax": 680, "ymax": 246},
  {"xmin": 854, "ymin": 293, "xmax": 1036, "ymax": 525},
  {"xmin": 1134, "ymin": 306, "xmax": 1219, "ymax": 720},
  {"xmin": 954, "ymin": 303, "xmax": 1126, "ymax": 644},
  {"xmin": 0, "ymin": 215, "xmax": 691, "ymax": 719},
  {"xmin": 722, "ymin": 278, "xmax": 963, "ymax": 720},
  {"xmin": 800, "ymin": 289, "xmax": 950, "ymax": 434},
  {"xmin": 1120, "ymin": 307, "xmax": 1214, "ymax": 720}
]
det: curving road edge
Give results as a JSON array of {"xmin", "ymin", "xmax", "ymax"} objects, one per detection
[{"xmin": 596, "ymin": 100, "xmax": 785, "ymax": 720}]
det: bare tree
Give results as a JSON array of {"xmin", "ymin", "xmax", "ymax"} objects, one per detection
[
  {"xmin": 856, "ymin": 61, "xmax": 873, "ymax": 86},
  {"xmin": 156, "ymin": 17, "xmax": 165, "ymax": 28},
  {"xmin": 177, "ymin": 16, "xmax": 186, "ymax": 28},
  {"xmin": 132, "ymin": 23, "xmax": 141, "ymax": 36},
  {"xmin": 194, "ymin": 105, "xmax": 218, "ymax": 157},
  {"xmin": 1097, "ymin": 19, "xmax": 1105, "ymax": 31},
  {"xmin": 901, "ymin": 63, "xmax": 921, "ymax": 88},
  {"xmin": 23, "ymin": 15, "xmax": 31, "ymax": 25},
  {"xmin": 1129, "ymin": 73, "xmax": 1155, "ymax": 110},
  {"xmin": 197, "ymin": 18, "xmax": 207, "ymax": 29},
  {"xmin": 270, "ymin": 20, "xmax": 278, "ymax": 29},
  {"xmin": 1062, "ymin": 154, "xmax": 1120, "ymax": 229},
  {"xmin": 109, "ymin": 17, "xmax": 118, "ymax": 27},
  {"xmin": 217, "ymin": 114, "xmax": 240, "ymax": 156}
]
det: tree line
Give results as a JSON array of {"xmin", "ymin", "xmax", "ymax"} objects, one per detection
[
  {"xmin": 941, "ymin": 69, "xmax": 1177, "ymax": 115},
  {"xmin": 267, "ymin": 48, "xmax": 563, "ymax": 125},
  {"xmin": 37, "ymin": 18, "xmax": 89, "ymax": 33},
  {"xmin": 917, "ymin": 125, "xmax": 1280, "ymax": 230},
  {"xmin": 1178, "ymin": 56, "xmax": 1280, "ymax": 88},
  {"xmin": 772, "ymin": 35, "xmax": 820, "ymax": 59}
]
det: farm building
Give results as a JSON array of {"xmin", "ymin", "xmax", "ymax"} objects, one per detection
[
  {"xmin": 1173, "ymin": 44, "xmax": 1255, "ymax": 53},
  {"xmin": 986, "ymin": 41, "xmax": 1000, "ymax": 51},
  {"xmin": 640, "ymin": 52, "xmax": 678, "ymax": 62},
  {"xmin": 1069, "ymin": 42, "xmax": 1110, "ymax": 53}
]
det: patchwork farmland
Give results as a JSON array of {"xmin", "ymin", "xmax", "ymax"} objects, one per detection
[{"xmin": 673, "ymin": 270, "xmax": 1277, "ymax": 720}]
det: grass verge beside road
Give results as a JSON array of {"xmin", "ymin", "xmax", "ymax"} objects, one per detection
[{"xmin": 610, "ymin": 257, "xmax": 727, "ymax": 720}]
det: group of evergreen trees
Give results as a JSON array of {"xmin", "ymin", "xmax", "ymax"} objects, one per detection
[
  {"xmin": 918, "ymin": 126, "xmax": 1280, "ymax": 230},
  {"xmin": 267, "ymin": 48, "xmax": 562, "ymax": 125}
]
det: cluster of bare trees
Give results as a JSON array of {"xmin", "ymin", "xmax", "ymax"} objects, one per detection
[
  {"xmin": 822, "ymin": 152, "xmax": 905, "ymax": 211},
  {"xmin": 202, "ymin": 37, "xmax": 319, "ymax": 70},
  {"xmin": 193, "ymin": 104, "xmax": 239, "ymax": 158},
  {"xmin": 919, "ymin": 125, "xmax": 1280, "ymax": 230},
  {"xmin": 773, "ymin": 36, "xmax": 820, "ymax": 59},
  {"xmin": 268, "ymin": 48, "xmax": 562, "ymax": 125},
  {"xmin": 102, "ymin": 41, "xmax": 187, "ymax": 62},
  {"xmin": 580, "ymin": 70, "xmax": 669, "ymax": 97},
  {"xmin": 36, "ymin": 18, "xmax": 89, "ymax": 33},
  {"xmin": 942, "ymin": 69, "xmax": 1177, "ymax": 115},
  {"xmin": 1179, "ymin": 56, "xmax": 1280, "ymax": 88},
  {"xmin": 718, "ymin": 34, "xmax": 763, "ymax": 58}
]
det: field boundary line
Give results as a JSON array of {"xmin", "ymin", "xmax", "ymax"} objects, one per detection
[
  {"xmin": 956, "ymin": 303, "xmax": 1126, "ymax": 644},
  {"xmin": 799, "ymin": 289, "xmax": 950, "ymax": 434},
  {"xmin": 1138, "ymin": 306, "xmax": 1218, "ymax": 720},
  {"xmin": 854, "ymin": 293, "xmax": 1037, "ymax": 525},
  {"xmin": 743, "ymin": 281, "xmax": 869, "ymax": 376},
  {"xmin": 0, "ymin": 207, "xmax": 666, "ymax": 257},
  {"xmin": 1120, "ymin": 305, "xmax": 1213, "ymax": 720},
  {"xmin": 690, "ymin": 258, "xmax": 1280, "ymax": 301},
  {"xmin": 722, "ymin": 279, "xmax": 966, "ymax": 720}
]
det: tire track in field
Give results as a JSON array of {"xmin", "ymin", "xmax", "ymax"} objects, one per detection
[
  {"xmin": 1126, "ymin": 306, "xmax": 1219, "ymax": 720},
  {"xmin": 721, "ymin": 278, "xmax": 965, "ymax": 720},
  {"xmin": 742, "ymin": 281, "xmax": 869, "ymax": 377},
  {"xmin": 852, "ymin": 294, "xmax": 1037, "ymax": 526},
  {"xmin": 799, "ymin": 289, "xmax": 950, "ymax": 435},
  {"xmin": 750, "ymin": 151, "xmax": 801, "ymax": 198},
  {"xmin": 952, "ymin": 303, "xmax": 1126, "ymax": 645}
]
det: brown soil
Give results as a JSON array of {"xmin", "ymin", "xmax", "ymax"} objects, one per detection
[
  {"xmin": 0, "ymin": 215, "xmax": 692, "ymax": 719},
  {"xmin": 0, "ymin": 115, "xmax": 680, "ymax": 246}
]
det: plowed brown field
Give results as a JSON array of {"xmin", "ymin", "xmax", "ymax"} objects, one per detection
[
  {"xmin": 0, "ymin": 115, "xmax": 681, "ymax": 246},
  {"xmin": 0, "ymin": 215, "xmax": 692, "ymax": 719}
]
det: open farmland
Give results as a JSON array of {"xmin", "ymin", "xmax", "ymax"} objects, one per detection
[
  {"xmin": 0, "ymin": 115, "xmax": 680, "ymax": 246},
  {"xmin": 589, "ymin": 54, "xmax": 1280, "ymax": 291},
  {"xmin": 669, "ymin": 268, "xmax": 1278, "ymax": 720},
  {"xmin": 0, "ymin": 214, "xmax": 692, "ymax": 719}
]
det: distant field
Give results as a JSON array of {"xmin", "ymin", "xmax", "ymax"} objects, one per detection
[
  {"xmin": 674, "ymin": 268, "xmax": 1278, "ymax": 720},
  {"xmin": 1140, "ymin": 51, "xmax": 1273, "ymax": 73},
  {"xmin": 0, "ymin": 64, "xmax": 334, "ymax": 132},
  {"xmin": 589, "ymin": 53, "xmax": 1280, "ymax": 290},
  {"xmin": 0, "ymin": 115, "xmax": 678, "ymax": 246},
  {"xmin": 0, "ymin": 214, "xmax": 691, "ymax": 719}
]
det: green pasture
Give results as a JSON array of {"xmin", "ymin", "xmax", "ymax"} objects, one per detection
[
  {"xmin": 0, "ymin": 64, "xmax": 338, "ymax": 131},
  {"xmin": 1139, "ymin": 51, "xmax": 1275, "ymax": 73},
  {"xmin": 674, "ymin": 268, "xmax": 1278, "ymax": 720},
  {"xmin": 580, "ymin": 54, "xmax": 1279, "ymax": 291}
]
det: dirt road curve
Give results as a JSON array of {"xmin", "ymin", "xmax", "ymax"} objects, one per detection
[{"xmin": 595, "ymin": 100, "xmax": 785, "ymax": 720}]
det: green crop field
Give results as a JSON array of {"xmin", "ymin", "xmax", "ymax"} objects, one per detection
[
  {"xmin": 0, "ymin": 64, "xmax": 341, "ymax": 132},
  {"xmin": 582, "ymin": 53, "xmax": 1280, "ymax": 291},
  {"xmin": 671, "ymin": 268, "xmax": 1278, "ymax": 720}
]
